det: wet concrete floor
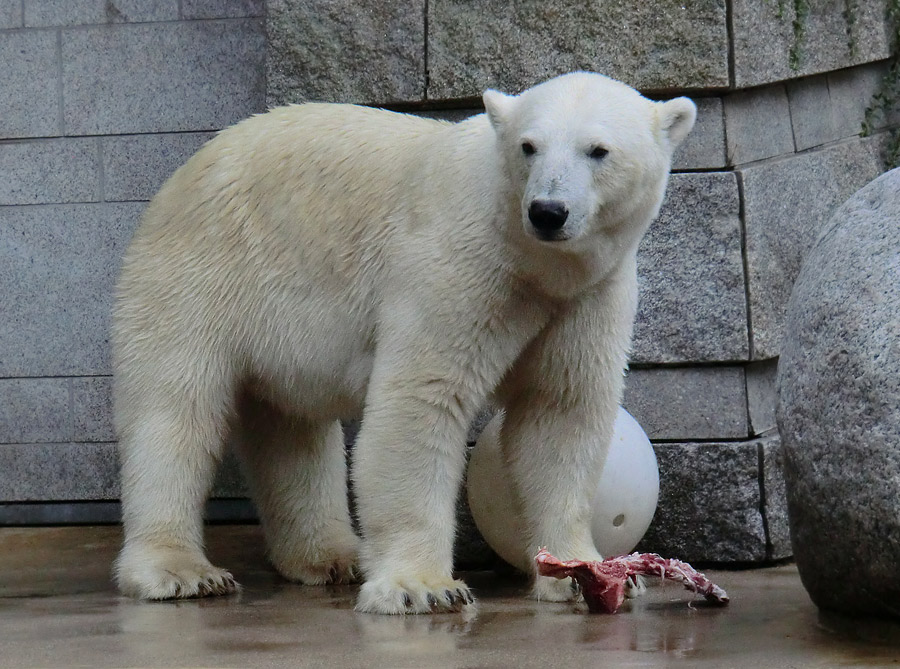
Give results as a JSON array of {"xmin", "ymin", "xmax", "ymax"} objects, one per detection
[{"xmin": 2, "ymin": 525, "xmax": 899, "ymax": 668}]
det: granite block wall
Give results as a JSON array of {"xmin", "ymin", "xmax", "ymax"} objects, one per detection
[
  {"xmin": 2, "ymin": 0, "xmax": 897, "ymax": 566},
  {"xmin": 266, "ymin": 0, "xmax": 897, "ymax": 565},
  {"xmin": 0, "ymin": 1, "xmax": 265, "ymax": 521}
]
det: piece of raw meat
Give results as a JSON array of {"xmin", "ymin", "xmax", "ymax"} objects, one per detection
[{"xmin": 535, "ymin": 549, "xmax": 730, "ymax": 614}]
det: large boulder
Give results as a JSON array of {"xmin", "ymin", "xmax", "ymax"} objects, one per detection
[{"xmin": 777, "ymin": 167, "xmax": 900, "ymax": 617}]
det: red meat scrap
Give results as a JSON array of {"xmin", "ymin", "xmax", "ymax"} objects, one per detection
[{"xmin": 535, "ymin": 549, "xmax": 730, "ymax": 614}]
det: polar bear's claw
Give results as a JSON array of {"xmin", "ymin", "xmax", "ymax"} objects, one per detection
[
  {"xmin": 355, "ymin": 576, "xmax": 475, "ymax": 614},
  {"xmin": 116, "ymin": 545, "xmax": 239, "ymax": 601}
]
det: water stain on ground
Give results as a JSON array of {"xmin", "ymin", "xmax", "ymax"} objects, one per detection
[{"xmin": 2, "ymin": 525, "xmax": 900, "ymax": 668}]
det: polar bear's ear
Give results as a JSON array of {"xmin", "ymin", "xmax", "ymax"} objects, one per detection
[
  {"xmin": 483, "ymin": 89, "xmax": 515, "ymax": 129},
  {"xmin": 657, "ymin": 97, "xmax": 697, "ymax": 148}
]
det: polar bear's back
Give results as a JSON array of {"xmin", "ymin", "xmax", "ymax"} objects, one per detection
[
  {"xmin": 118, "ymin": 103, "xmax": 458, "ymax": 309},
  {"xmin": 136, "ymin": 103, "xmax": 449, "ymax": 248},
  {"xmin": 112, "ymin": 104, "xmax": 485, "ymax": 417}
]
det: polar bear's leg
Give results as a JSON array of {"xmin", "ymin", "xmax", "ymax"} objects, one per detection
[
  {"xmin": 351, "ymin": 372, "xmax": 475, "ymax": 614},
  {"xmin": 115, "ymin": 396, "xmax": 236, "ymax": 600},
  {"xmin": 499, "ymin": 266, "xmax": 638, "ymax": 603},
  {"xmin": 233, "ymin": 397, "xmax": 359, "ymax": 584}
]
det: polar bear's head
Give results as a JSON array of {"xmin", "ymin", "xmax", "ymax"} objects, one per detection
[{"xmin": 483, "ymin": 72, "xmax": 695, "ymax": 251}]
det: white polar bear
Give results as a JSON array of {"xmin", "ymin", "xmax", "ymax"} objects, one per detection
[{"xmin": 112, "ymin": 71, "xmax": 695, "ymax": 614}]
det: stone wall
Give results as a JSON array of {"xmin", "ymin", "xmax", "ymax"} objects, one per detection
[
  {"xmin": 0, "ymin": 1, "xmax": 265, "ymax": 521},
  {"xmin": 1, "ymin": 0, "xmax": 896, "ymax": 565},
  {"xmin": 267, "ymin": 0, "xmax": 897, "ymax": 565}
]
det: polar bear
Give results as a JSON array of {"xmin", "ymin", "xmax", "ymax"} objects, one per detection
[{"xmin": 112, "ymin": 71, "xmax": 695, "ymax": 614}]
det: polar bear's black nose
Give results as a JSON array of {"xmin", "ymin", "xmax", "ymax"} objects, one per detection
[{"xmin": 528, "ymin": 200, "xmax": 569, "ymax": 234}]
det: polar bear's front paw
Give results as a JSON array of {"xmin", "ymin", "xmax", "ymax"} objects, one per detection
[
  {"xmin": 532, "ymin": 573, "xmax": 580, "ymax": 603},
  {"xmin": 355, "ymin": 575, "xmax": 475, "ymax": 615},
  {"xmin": 115, "ymin": 545, "xmax": 239, "ymax": 600}
]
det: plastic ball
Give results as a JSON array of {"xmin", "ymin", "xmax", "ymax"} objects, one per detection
[{"xmin": 466, "ymin": 407, "xmax": 659, "ymax": 573}]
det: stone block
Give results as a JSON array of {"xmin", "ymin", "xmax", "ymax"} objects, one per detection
[
  {"xmin": 427, "ymin": 0, "xmax": 728, "ymax": 100},
  {"xmin": 0, "ymin": 31, "xmax": 60, "ymax": 138},
  {"xmin": 672, "ymin": 96, "xmax": 726, "ymax": 170},
  {"xmin": 632, "ymin": 172, "xmax": 749, "ymax": 363},
  {"xmin": 23, "ymin": 0, "xmax": 178, "ymax": 27},
  {"xmin": 739, "ymin": 134, "xmax": 887, "ymax": 359},
  {"xmin": 0, "ymin": 0, "xmax": 22, "ymax": 28},
  {"xmin": 62, "ymin": 21, "xmax": 265, "ymax": 135},
  {"xmin": 0, "ymin": 443, "xmax": 119, "ymax": 501},
  {"xmin": 761, "ymin": 434, "xmax": 790, "ymax": 561},
  {"xmin": 623, "ymin": 367, "xmax": 748, "ymax": 441},
  {"xmin": 788, "ymin": 63, "xmax": 888, "ymax": 152},
  {"xmin": 778, "ymin": 167, "xmax": 900, "ymax": 617},
  {"xmin": 746, "ymin": 359, "xmax": 777, "ymax": 436},
  {"xmin": 102, "ymin": 132, "xmax": 215, "ymax": 201},
  {"xmin": 731, "ymin": 0, "xmax": 891, "ymax": 88},
  {"xmin": 182, "ymin": 0, "xmax": 264, "ymax": 19},
  {"xmin": 637, "ymin": 441, "xmax": 766, "ymax": 563},
  {"xmin": 0, "ymin": 379, "xmax": 71, "ymax": 445},
  {"xmin": 0, "ymin": 138, "xmax": 100, "ymax": 205},
  {"xmin": 72, "ymin": 377, "xmax": 115, "ymax": 442},
  {"xmin": 266, "ymin": 0, "xmax": 425, "ymax": 106},
  {"xmin": 724, "ymin": 85, "xmax": 795, "ymax": 165},
  {"xmin": 830, "ymin": 60, "xmax": 897, "ymax": 136},
  {"xmin": 0, "ymin": 202, "xmax": 145, "ymax": 377},
  {"xmin": 787, "ymin": 74, "xmax": 837, "ymax": 152}
]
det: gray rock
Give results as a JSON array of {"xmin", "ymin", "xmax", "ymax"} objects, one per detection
[
  {"xmin": 0, "ymin": 0, "xmax": 21, "ymax": 28},
  {"xmin": 724, "ymin": 84, "xmax": 795, "ymax": 165},
  {"xmin": 740, "ymin": 134, "xmax": 888, "ymax": 359},
  {"xmin": 637, "ymin": 441, "xmax": 766, "ymax": 563},
  {"xmin": 0, "ymin": 443, "xmax": 119, "ymax": 501},
  {"xmin": 731, "ymin": 0, "xmax": 891, "ymax": 88},
  {"xmin": 266, "ymin": 0, "xmax": 425, "ymax": 106},
  {"xmin": 62, "ymin": 20, "xmax": 265, "ymax": 134},
  {"xmin": 0, "ymin": 379, "xmax": 71, "ymax": 445},
  {"xmin": 633, "ymin": 172, "xmax": 749, "ymax": 363},
  {"xmin": 427, "ymin": 0, "xmax": 729, "ymax": 99},
  {"xmin": 786, "ymin": 74, "xmax": 836, "ymax": 152},
  {"xmin": 746, "ymin": 359, "xmax": 778, "ymax": 436},
  {"xmin": 761, "ymin": 434, "xmax": 791, "ymax": 560},
  {"xmin": 0, "ymin": 202, "xmax": 145, "ymax": 376},
  {"xmin": 777, "ymin": 167, "xmax": 900, "ymax": 617},
  {"xmin": 23, "ymin": 0, "xmax": 178, "ymax": 27},
  {"xmin": 0, "ymin": 138, "xmax": 100, "ymax": 205},
  {"xmin": 672, "ymin": 97, "xmax": 726, "ymax": 171},
  {"xmin": 103, "ymin": 132, "xmax": 216, "ymax": 202},
  {"xmin": 0, "ymin": 31, "xmax": 60, "ymax": 138},
  {"xmin": 788, "ymin": 62, "xmax": 890, "ymax": 152},
  {"xmin": 181, "ymin": 0, "xmax": 264, "ymax": 19},
  {"xmin": 623, "ymin": 367, "xmax": 748, "ymax": 441},
  {"xmin": 831, "ymin": 61, "xmax": 900, "ymax": 136},
  {"xmin": 72, "ymin": 377, "xmax": 115, "ymax": 443}
]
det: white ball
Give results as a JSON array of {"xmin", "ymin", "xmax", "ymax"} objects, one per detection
[{"xmin": 467, "ymin": 407, "xmax": 659, "ymax": 573}]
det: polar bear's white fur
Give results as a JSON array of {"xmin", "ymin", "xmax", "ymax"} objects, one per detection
[{"xmin": 112, "ymin": 72, "xmax": 695, "ymax": 614}]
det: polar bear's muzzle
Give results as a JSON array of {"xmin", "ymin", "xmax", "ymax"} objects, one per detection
[{"xmin": 528, "ymin": 199, "xmax": 569, "ymax": 240}]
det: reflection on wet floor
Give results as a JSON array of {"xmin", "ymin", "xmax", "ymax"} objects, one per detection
[{"xmin": 2, "ymin": 525, "xmax": 899, "ymax": 668}]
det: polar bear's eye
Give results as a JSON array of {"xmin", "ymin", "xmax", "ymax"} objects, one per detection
[
  {"xmin": 521, "ymin": 141, "xmax": 537, "ymax": 157},
  {"xmin": 589, "ymin": 146, "xmax": 609, "ymax": 160}
]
